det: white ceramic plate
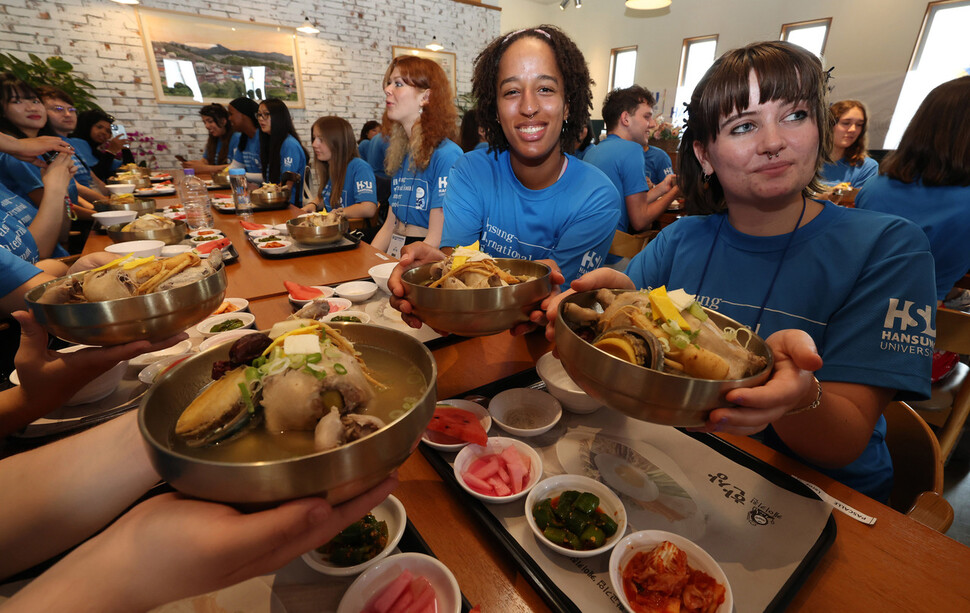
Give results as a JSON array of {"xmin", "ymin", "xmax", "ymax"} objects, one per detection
[
  {"xmin": 422, "ymin": 399, "xmax": 491, "ymax": 452},
  {"xmin": 302, "ymin": 495, "xmax": 406, "ymax": 577},
  {"xmin": 609, "ymin": 530, "xmax": 733, "ymax": 613},
  {"xmin": 138, "ymin": 354, "xmax": 192, "ymax": 385},
  {"xmin": 196, "ymin": 312, "xmax": 256, "ymax": 337},
  {"xmin": 525, "ymin": 474, "xmax": 627, "ymax": 558},
  {"xmin": 187, "ymin": 228, "xmax": 223, "ymax": 238},
  {"xmin": 135, "ymin": 186, "xmax": 176, "ymax": 196},
  {"xmin": 129, "ymin": 339, "xmax": 194, "ymax": 368},
  {"xmin": 453, "ymin": 437, "xmax": 542, "ymax": 504},
  {"xmin": 199, "ymin": 328, "xmax": 263, "ymax": 352},
  {"xmin": 336, "ymin": 553, "xmax": 460, "ymax": 613}
]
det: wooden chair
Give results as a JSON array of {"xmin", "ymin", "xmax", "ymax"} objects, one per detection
[
  {"xmin": 883, "ymin": 401, "xmax": 954, "ymax": 532},
  {"xmin": 914, "ymin": 307, "xmax": 970, "ymax": 463},
  {"xmin": 608, "ymin": 229, "xmax": 657, "ymax": 260}
]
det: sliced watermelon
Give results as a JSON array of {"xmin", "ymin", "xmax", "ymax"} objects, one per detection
[
  {"xmin": 426, "ymin": 406, "xmax": 487, "ymax": 446},
  {"xmin": 239, "ymin": 220, "xmax": 265, "ymax": 231},
  {"xmin": 195, "ymin": 236, "xmax": 231, "ymax": 254},
  {"xmin": 283, "ymin": 281, "xmax": 323, "ymax": 301}
]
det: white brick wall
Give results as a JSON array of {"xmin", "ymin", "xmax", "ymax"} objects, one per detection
[{"xmin": 0, "ymin": 0, "xmax": 499, "ymax": 162}]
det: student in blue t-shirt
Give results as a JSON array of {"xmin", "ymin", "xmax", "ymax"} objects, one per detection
[
  {"xmin": 37, "ymin": 85, "xmax": 110, "ymax": 199},
  {"xmin": 0, "ymin": 151, "xmax": 76, "ymax": 260},
  {"xmin": 68, "ymin": 109, "xmax": 134, "ymax": 183},
  {"xmin": 302, "ymin": 116, "xmax": 377, "ymax": 222},
  {"xmin": 181, "ymin": 103, "xmax": 236, "ymax": 176},
  {"xmin": 820, "ymin": 100, "xmax": 878, "ymax": 188},
  {"xmin": 642, "ymin": 144, "xmax": 673, "ymax": 186},
  {"xmin": 256, "ymin": 99, "xmax": 306, "ymax": 207},
  {"xmin": 227, "ymin": 97, "xmax": 261, "ymax": 179},
  {"xmin": 357, "ymin": 120, "xmax": 380, "ymax": 161},
  {"xmin": 370, "ymin": 55, "xmax": 463, "ymax": 255},
  {"xmin": 545, "ymin": 41, "xmax": 936, "ymax": 503}
]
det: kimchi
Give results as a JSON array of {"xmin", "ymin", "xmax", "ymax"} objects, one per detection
[{"xmin": 622, "ymin": 540, "xmax": 726, "ymax": 613}]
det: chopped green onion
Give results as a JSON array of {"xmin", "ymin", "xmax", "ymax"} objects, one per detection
[
  {"xmin": 388, "ymin": 409, "xmax": 405, "ymax": 420},
  {"xmin": 252, "ymin": 356, "xmax": 267, "ymax": 368},
  {"xmin": 303, "ymin": 367, "xmax": 327, "ymax": 380},
  {"xmin": 671, "ymin": 333, "xmax": 690, "ymax": 349},
  {"xmin": 305, "ymin": 352, "xmax": 323, "ymax": 364},
  {"xmin": 244, "ymin": 366, "xmax": 259, "ymax": 383},
  {"xmin": 334, "ymin": 363, "xmax": 347, "ymax": 375},
  {"xmin": 688, "ymin": 302, "xmax": 708, "ymax": 321},
  {"xmin": 238, "ymin": 382, "xmax": 255, "ymax": 414}
]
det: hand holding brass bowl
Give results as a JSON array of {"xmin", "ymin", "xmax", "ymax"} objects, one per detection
[
  {"xmin": 554, "ymin": 290, "xmax": 773, "ymax": 427},
  {"xmin": 106, "ymin": 219, "xmax": 187, "ymax": 246},
  {"xmin": 139, "ymin": 322, "xmax": 437, "ymax": 505},
  {"xmin": 401, "ymin": 259, "xmax": 552, "ymax": 337},
  {"xmin": 286, "ymin": 215, "xmax": 349, "ymax": 246}
]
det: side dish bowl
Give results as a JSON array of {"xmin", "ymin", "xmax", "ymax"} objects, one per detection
[
  {"xmin": 302, "ymin": 495, "xmax": 407, "ymax": 577},
  {"xmin": 536, "ymin": 351, "xmax": 602, "ymax": 414},
  {"xmin": 401, "ymin": 259, "xmax": 552, "ymax": 337},
  {"xmin": 453, "ymin": 437, "xmax": 542, "ymax": 504},
  {"xmin": 286, "ymin": 216, "xmax": 348, "ymax": 245},
  {"xmin": 337, "ymin": 553, "xmax": 461, "ymax": 613},
  {"xmin": 488, "ymin": 388, "xmax": 562, "ymax": 437},
  {"xmin": 195, "ymin": 312, "xmax": 256, "ymax": 337},
  {"xmin": 525, "ymin": 474, "xmax": 627, "ymax": 559},
  {"xmin": 106, "ymin": 219, "xmax": 188, "ymax": 246}
]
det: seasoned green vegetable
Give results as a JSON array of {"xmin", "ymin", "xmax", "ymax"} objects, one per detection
[
  {"xmin": 209, "ymin": 318, "xmax": 244, "ymax": 333},
  {"xmin": 316, "ymin": 513, "xmax": 388, "ymax": 567},
  {"xmin": 330, "ymin": 315, "xmax": 362, "ymax": 323},
  {"xmin": 533, "ymin": 490, "xmax": 615, "ymax": 551}
]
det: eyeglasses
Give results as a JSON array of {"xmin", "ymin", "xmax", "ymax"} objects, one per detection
[
  {"xmin": 48, "ymin": 105, "xmax": 77, "ymax": 114},
  {"xmin": 256, "ymin": 112, "xmax": 271, "ymax": 119}
]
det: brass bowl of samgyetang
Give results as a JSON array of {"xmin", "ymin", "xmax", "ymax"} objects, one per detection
[
  {"xmin": 24, "ymin": 252, "xmax": 227, "ymax": 346},
  {"xmin": 555, "ymin": 289, "xmax": 773, "ymax": 427},
  {"xmin": 401, "ymin": 258, "xmax": 552, "ymax": 337},
  {"xmin": 139, "ymin": 321, "xmax": 437, "ymax": 505}
]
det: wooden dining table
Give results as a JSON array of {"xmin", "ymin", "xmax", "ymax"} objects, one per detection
[{"xmin": 67, "ymin": 191, "xmax": 970, "ymax": 611}]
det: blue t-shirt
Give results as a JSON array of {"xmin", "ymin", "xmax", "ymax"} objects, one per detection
[
  {"xmin": 643, "ymin": 146, "xmax": 674, "ymax": 186},
  {"xmin": 472, "ymin": 142, "xmax": 489, "ymax": 153},
  {"xmin": 626, "ymin": 203, "xmax": 936, "ymax": 501},
  {"xmin": 233, "ymin": 133, "xmax": 261, "ymax": 174},
  {"xmin": 205, "ymin": 132, "xmax": 236, "ymax": 165},
  {"xmin": 358, "ymin": 138, "xmax": 372, "ymax": 160},
  {"xmin": 389, "ymin": 139, "xmax": 462, "ymax": 230},
  {"xmin": 856, "ymin": 175, "xmax": 970, "ymax": 301},
  {"xmin": 60, "ymin": 136, "xmax": 94, "ymax": 188},
  {"xmin": 270, "ymin": 135, "xmax": 307, "ymax": 206},
  {"xmin": 0, "ymin": 245, "xmax": 42, "ymax": 299},
  {"xmin": 442, "ymin": 149, "xmax": 621, "ymax": 285},
  {"xmin": 366, "ymin": 134, "xmax": 389, "ymax": 179},
  {"xmin": 0, "ymin": 182, "xmax": 42, "ymax": 263},
  {"xmin": 581, "ymin": 134, "xmax": 648, "ymax": 233},
  {"xmin": 68, "ymin": 138, "xmax": 122, "ymax": 175},
  {"xmin": 821, "ymin": 157, "xmax": 878, "ymax": 188},
  {"xmin": 0, "ymin": 152, "xmax": 79, "ymax": 207},
  {"xmin": 319, "ymin": 157, "xmax": 377, "ymax": 212}
]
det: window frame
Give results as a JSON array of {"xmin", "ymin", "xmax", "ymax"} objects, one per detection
[
  {"xmin": 677, "ymin": 35, "xmax": 718, "ymax": 88},
  {"xmin": 608, "ymin": 45, "xmax": 638, "ymax": 92},
  {"xmin": 906, "ymin": 0, "xmax": 968, "ymax": 71},
  {"xmin": 780, "ymin": 17, "xmax": 833, "ymax": 56}
]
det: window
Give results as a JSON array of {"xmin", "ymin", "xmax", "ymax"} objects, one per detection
[
  {"xmin": 608, "ymin": 46, "xmax": 637, "ymax": 91},
  {"xmin": 884, "ymin": 0, "xmax": 970, "ymax": 148},
  {"xmin": 780, "ymin": 18, "xmax": 832, "ymax": 58},
  {"xmin": 671, "ymin": 35, "xmax": 717, "ymax": 126}
]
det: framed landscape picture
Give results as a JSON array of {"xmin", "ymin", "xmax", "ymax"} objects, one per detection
[
  {"xmin": 136, "ymin": 8, "xmax": 304, "ymax": 107},
  {"xmin": 391, "ymin": 46, "xmax": 458, "ymax": 98}
]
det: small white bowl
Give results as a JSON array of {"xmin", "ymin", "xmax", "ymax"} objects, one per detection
[
  {"xmin": 104, "ymin": 239, "xmax": 165, "ymax": 258},
  {"xmin": 287, "ymin": 285, "xmax": 336, "ymax": 306},
  {"xmin": 212, "ymin": 297, "xmax": 250, "ymax": 315},
  {"xmin": 453, "ymin": 437, "xmax": 542, "ymax": 504},
  {"xmin": 188, "ymin": 229, "xmax": 223, "ymax": 238},
  {"xmin": 302, "ymin": 495, "xmax": 406, "ymax": 577},
  {"xmin": 525, "ymin": 474, "xmax": 627, "ymax": 558},
  {"xmin": 199, "ymin": 328, "xmax": 262, "ymax": 353},
  {"xmin": 106, "ymin": 183, "xmax": 135, "ymax": 195},
  {"xmin": 337, "ymin": 552, "xmax": 461, "ymax": 613},
  {"xmin": 248, "ymin": 228, "xmax": 281, "ymax": 238},
  {"xmin": 321, "ymin": 310, "xmax": 371, "ymax": 324},
  {"xmin": 368, "ymin": 262, "xmax": 398, "ymax": 294},
  {"xmin": 128, "ymin": 339, "xmax": 194, "ymax": 369},
  {"xmin": 488, "ymin": 388, "xmax": 562, "ymax": 437},
  {"xmin": 160, "ymin": 244, "xmax": 193, "ymax": 257},
  {"xmin": 536, "ymin": 352, "xmax": 602, "ymax": 414},
  {"xmin": 422, "ymin": 399, "xmax": 491, "ymax": 451},
  {"xmin": 187, "ymin": 234, "xmax": 224, "ymax": 245},
  {"xmin": 335, "ymin": 280, "xmax": 378, "ymax": 303},
  {"xmin": 257, "ymin": 239, "xmax": 291, "ymax": 254},
  {"xmin": 16, "ymin": 345, "xmax": 128, "ymax": 405},
  {"xmin": 195, "ymin": 312, "xmax": 256, "ymax": 337},
  {"xmin": 609, "ymin": 530, "xmax": 733, "ymax": 613},
  {"xmin": 137, "ymin": 354, "xmax": 191, "ymax": 385},
  {"xmin": 93, "ymin": 210, "xmax": 138, "ymax": 226}
]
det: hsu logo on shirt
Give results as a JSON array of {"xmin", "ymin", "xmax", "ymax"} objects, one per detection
[
  {"xmin": 578, "ymin": 250, "xmax": 602, "ymax": 275},
  {"xmin": 283, "ymin": 155, "xmax": 294, "ymax": 167},
  {"xmin": 880, "ymin": 298, "xmax": 934, "ymax": 356},
  {"xmin": 438, "ymin": 176, "xmax": 448, "ymax": 192},
  {"xmin": 356, "ymin": 180, "xmax": 373, "ymax": 192}
]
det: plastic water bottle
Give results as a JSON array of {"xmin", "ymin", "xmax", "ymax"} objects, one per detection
[
  {"xmin": 181, "ymin": 168, "xmax": 213, "ymax": 230},
  {"xmin": 228, "ymin": 168, "xmax": 254, "ymax": 221}
]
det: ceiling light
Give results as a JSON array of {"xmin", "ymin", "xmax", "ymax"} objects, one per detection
[
  {"xmin": 560, "ymin": 0, "xmax": 569, "ymax": 9},
  {"xmin": 426, "ymin": 36, "xmax": 444, "ymax": 52},
  {"xmin": 109, "ymin": 0, "xmax": 139, "ymax": 4},
  {"xmin": 576, "ymin": 0, "xmax": 583, "ymax": 6},
  {"xmin": 626, "ymin": 0, "xmax": 672, "ymax": 9},
  {"xmin": 296, "ymin": 17, "xmax": 319, "ymax": 34}
]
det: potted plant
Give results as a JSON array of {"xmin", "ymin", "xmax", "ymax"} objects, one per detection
[{"xmin": 0, "ymin": 52, "xmax": 100, "ymax": 111}]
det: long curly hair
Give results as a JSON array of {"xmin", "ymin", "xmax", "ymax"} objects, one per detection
[
  {"xmin": 311, "ymin": 116, "xmax": 360, "ymax": 211},
  {"xmin": 677, "ymin": 41, "xmax": 831, "ymax": 215},
  {"xmin": 880, "ymin": 76, "xmax": 970, "ymax": 187},
  {"xmin": 472, "ymin": 25, "xmax": 592, "ymax": 155},
  {"xmin": 380, "ymin": 56, "xmax": 457, "ymax": 174},
  {"xmin": 199, "ymin": 103, "xmax": 234, "ymax": 165},
  {"xmin": 829, "ymin": 99, "xmax": 869, "ymax": 166}
]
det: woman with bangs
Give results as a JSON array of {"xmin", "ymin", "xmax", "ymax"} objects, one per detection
[
  {"xmin": 370, "ymin": 56, "xmax": 462, "ymax": 255},
  {"xmin": 544, "ymin": 41, "xmax": 936, "ymax": 502},
  {"xmin": 821, "ymin": 99, "xmax": 878, "ymax": 188},
  {"xmin": 302, "ymin": 116, "xmax": 377, "ymax": 222},
  {"xmin": 181, "ymin": 103, "xmax": 236, "ymax": 175},
  {"xmin": 256, "ymin": 98, "xmax": 307, "ymax": 207}
]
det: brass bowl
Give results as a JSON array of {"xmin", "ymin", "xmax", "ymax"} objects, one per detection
[
  {"xmin": 401, "ymin": 259, "xmax": 552, "ymax": 337},
  {"xmin": 211, "ymin": 173, "xmax": 230, "ymax": 188},
  {"xmin": 119, "ymin": 164, "xmax": 151, "ymax": 177},
  {"xmin": 25, "ymin": 266, "xmax": 226, "ymax": 346},
  {"xmin": 251, "ymin": 187, "xmax": 291, "ymax": 210},
  {"xmin": 139, "ymin": 322, "xmax": 437, "ymax": 505},
  {"xmin": 93, "ymin": 197, "xmax": 156, "ymax": 216},
  {"xmin": 106, "ymin": 219, "xmax": 187, "ymax": 246},
  {"xmin": 554, "ymin": 290, "xmax": 774, "ymax": 427},
  {"xmin": 286, "ymin": 216, "xmax": 348, "ymax": 246}
]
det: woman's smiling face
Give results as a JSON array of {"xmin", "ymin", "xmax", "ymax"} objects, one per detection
[
  {"xmin": 90, "ymin": 119, "xmax": 113, "ymax": 144},
  {"xmin": 495, "ymin": 37, "xmax": 567, "ymax": 172},
  {"xmin": 3, "ymin": 94, "xmax": 46, "ymax": 135},
  {"xmin": 203, "ymin": 115, "xmax": 226, "ymax": 137}
]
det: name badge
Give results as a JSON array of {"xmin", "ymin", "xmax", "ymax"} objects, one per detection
[{"xmin": 388, "ymin": 233, "xmax": 407, "ymax": 259}]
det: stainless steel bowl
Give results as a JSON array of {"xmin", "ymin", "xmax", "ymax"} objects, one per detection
[
  {"xmin": 106, "ymin": 219, "xmax": 187, "ymax": 246},
  {"xmin": 555, "ymin": 290, "xmax": 774, "ymax": 426},
  {"xmin": 93, "ymin": 197, "xmax": 157, "ymax": 216},
  {"xmin": 286, "ymin": 216, "xmax": 348, "ymax": 245},
  {"xmin": 211, "ymin": 173, "xmax": 230, "ymax": 188},
  {"xmin": 401, "ymin": 259, "xmax": 552, "ymax": 337},
  {"xmin": 251, "ymin": 187, "xmax": 291, "ymax": 210},
  {"xmin": 139, "ymin": 322, "xmax": 437, "ymax": 505},
  {"xmin": 119, "ymin": 164, "xmax": 151, "ymax": 177},
  {"xmin": 25, "ymin": 266, "xmax": 226, "ymax": 346}
]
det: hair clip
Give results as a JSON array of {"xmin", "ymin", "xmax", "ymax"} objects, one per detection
[{"xmin": 502, "ymin": 28, "xmax": 552, "ymax": 45}]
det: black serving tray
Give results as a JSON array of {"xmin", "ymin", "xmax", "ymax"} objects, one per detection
[
  {"xmin": 247, "ymin": 231, "xmax": 362, "ymax": 259},
  {"xmin": 420, "ymin": 367, "xmax": 837, "ymax": 613}
]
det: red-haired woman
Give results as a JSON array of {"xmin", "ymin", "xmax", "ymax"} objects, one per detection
[
  {"xmin": 821, "ymin": 100, "xmax": 877, "ymax": 188},
  {"xmin": 370, "ymin": 56, "xmax": 462, "ymax": 256}
]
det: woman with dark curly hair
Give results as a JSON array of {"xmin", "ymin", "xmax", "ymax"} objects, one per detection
[
  {"xmin": 386, "ymin": 25, "xmax": 619, "ymax": 311},
  {"xmin": 820, "ymin": 99, "xmax": 877, "ymax": 188},
  {"xmin": 68, "ymin": 109, "xmax": 134, "ymax": 183},
  {"xmin": 181, "ymin": 103, "xmax": 236, "ymax": 175},
  {"xmin": 256, "ymin": 98, "xmax": 307, "ymax": 206},
  {"xmin": 370, "ymin": 56, "xmax": 462, "ymax": 255}
]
